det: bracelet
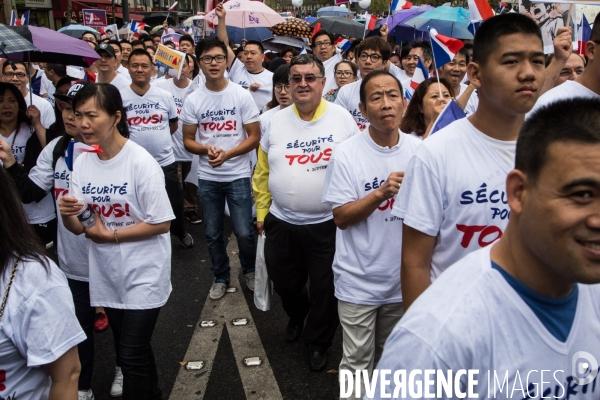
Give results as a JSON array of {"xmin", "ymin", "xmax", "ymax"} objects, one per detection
[{"xmin": 114, "ymin": 230, "xmax": 120, "ymax": 244}]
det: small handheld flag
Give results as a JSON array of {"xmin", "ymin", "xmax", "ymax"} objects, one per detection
[
  {"xmin": 9, "ymin": 10, "xmax": 17, "ymax": 26},
  {"xmin": 390, "ymin": 0, "xmax": 412, "ymax": 12},
  {"xmin": 335, "ymin": 37, "xmax": 351, "ymax": 52},
  {"xmin": 168, "ymin": 1, "xmax": 179, "ymax": 11},
  {"xmin": 430, "ymin": 28, "xmax": 464, "ymax": 68},
  {"xmin": 299, "ymin": 45, "xmax": 308, "ymax": 55},
  {"xmin": 66, "ymin": 139, "xmax": 105, "ymax": 171},
  {"xmin": 365, "ymin": 14, "xmax": 377, "ymax": 31},
  {"xmin": 410, "ymin": 56, "xmax": 429, "ymax": 90},
  {"xmin": 498, "ymin": 2, "xmax": 508, "ymax": 13},
  {"xmin": 468, "ymin": 0, "xmax": 494, "ymax": 22},
  {"xmin": 429, "ymin": 100, "xmax": 466, "ymax": 137},
  {"xmin": 577, "ymin": 14, "xmax": 591, "ymax": 56}
]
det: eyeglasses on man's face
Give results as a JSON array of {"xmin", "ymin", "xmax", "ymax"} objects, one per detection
[
  {"xmin": 313, "ymin": 41, "xmax": 332, "ymax": 48},
  {"xmin": 200, "ymin": 55, "xmax": 227, "ymax": 64},
  {"xmin": 359, "ymin": 53, "xmax": 382, "ymax": 63},
  {"xmin": 289, "ymin": 74, "xmax": 324, "ymax": 84}
]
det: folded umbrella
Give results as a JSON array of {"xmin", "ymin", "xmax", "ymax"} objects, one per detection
[{"xmin": 310, "ymin": 17, "xmax": 364, "ymax": 38}]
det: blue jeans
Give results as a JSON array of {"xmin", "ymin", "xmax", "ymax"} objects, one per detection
[{"xmin": 198, "ymin": 178, "xmax": 256, "ymax": 282}]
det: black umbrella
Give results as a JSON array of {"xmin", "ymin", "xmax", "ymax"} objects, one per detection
[
  {"xmin": 143, "ymin": 13, "xmax": 175, "ymax": 26},
  {"xmin": 310, "ymin": 17, "xmax": 365, "ymax": 38},
  {"xmin": 262, "ymin": 36, "xmax": 311, "ymax": 52}
]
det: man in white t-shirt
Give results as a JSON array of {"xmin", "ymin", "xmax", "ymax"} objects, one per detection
[
  {"xmin": 402, "ymin": 40, "xmax": 433, "ymax": 78},
  {"xmin": 215, "ymin": 4, "xmax": 273, "ymax": 111},
  {"xmin": 121, "ymin": 48, "xmax": 193, "ymax": 248},
  {"xmin": 437, "ymin": 48, "xmax": 469, "ymax": 100},
  {"xmin": 312, "ymin": 30, "xmax": 343, "ymax": 94},
  {"xmin": 181, "ymin": 37, "xmax": 260, "ymax": 299},
  {"xmin": 108, "ymin": 40, "xmax": 132, "ymax": 82},
  {"xmin": 529, "ymin": 13, "xmax": 600, "ymax": 115},
  {"xmin": 335, "ymin": 37, "xmax": 392, "ymax": 131},
  {"xmin": 323, "ymin": 71, "xmax": 420, "ymax": 399},
  {"xmin": 253, "ymin": 54, "xmax": 360, "ymax": 372},
  {"xmin": 94, "ymin": 43, "xmax": 131, "ymax": 89},
  {"xmin": 395, "ymin": 14, "xmax": 547, "ymax": 311},
  {"xmin": 371, "ymin": 98, "xmax": 600, "ymax": 400},
  {"xmin": 153, "ymin": 53, "xmax": 202, "ymax": 225},
  {"xmin": 40, "ymin": 63, "xmax": 68, "ymax": 107}
]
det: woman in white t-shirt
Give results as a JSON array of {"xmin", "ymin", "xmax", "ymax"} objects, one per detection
[
  {"xmin": 323, "ymin": 61, "xmax": 357, "ymax": 102},
  {"xmin": 400, "ymin": 77, "xmax": 454, "ymax": 140},
  {"xmin": 0, "ymin": 167, "xmax": 85, "ymax": 400},
  {"xmin": 58, "ymin": 83, "xmax": 174, "ymax": 400}
]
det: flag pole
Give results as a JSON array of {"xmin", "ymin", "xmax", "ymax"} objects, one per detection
[{"xmin": 427, "ymin": 27, "xmax": 443, "ymax": 96}]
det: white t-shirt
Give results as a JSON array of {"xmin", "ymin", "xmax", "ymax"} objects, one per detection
[
  {"xmin": 323, "ymin": 130, "xmax": 421, "ymax": 305},
  {"xmin": 2, "ymin": 124, "xmax": 55, "ymax": 225},
  {"xmin": 229, "ymin": 59, "xmax": 273, "ymax": 111},
  {"xmin": 70, "ymin": 140, "xmax": 175, "ymax": 309},
  {"xmin": 0, "ymin": 257, "xmax": 86, "ymax": 400},
  {"xmin": 67, "ymin": 66, "xmax": 86, "ymax": 79},
  {"xmin": 109, "ymin": 72, "xmax": 131, "ymax": 90},
  {"xmin": 372, "ymin": 244, "xmax": 600, "ymax": 400},
  {"xmin": 117, "ymin": 64, "xmax": 132, "ymax": 81},
  {"xmin": 120, "ymin": 85, "xmax": 178, "ymax": 167},
  {"xmin": 393, "ymin": 118, "xmax": 515, "ymax": 280},
  {"xmin": 528, "ymin": 80, "xmax": 598, "ymax": 118},
  {"xmin": 153, "ymin": 78, "xmax": 199, "ymax": 162},
  {"xmin": 40, "ymin": 73, "xmax": 55, "ymax": 106},
  {"xmin": 389, "ymin": 63, "xmax": 409, "ymax": 82},
  {"xmin": 28, "ymin": 137, "xmax": 90, "ymax": 281},
  {"xmin": 259, "ymin": 105, "xmax": 280, "ymax": 137},
  {"xmin": 25, "ymin": 92, "xmax": 55, "ymax": 129},
  {"xmin": 180, "ymin": 81, "xmax": 260, "ymax": 182},
  {"xmin": 335, "ymin": 80, "xmax": 368, "ymax": 131},
  {"xmin": 323, "ymin": 52, "xmax": 343, "ymax": 94},
  {"xmin": 260, "ymin": 101, "xmax": 360, "ymax": 225}
]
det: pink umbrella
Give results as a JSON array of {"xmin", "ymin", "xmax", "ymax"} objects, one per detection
[{"xmin": 205, "ymin": 0, "xmax": 286, "ymax": 29}]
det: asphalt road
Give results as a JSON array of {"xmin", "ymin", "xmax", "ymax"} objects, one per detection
[{"xmin": 90, "ymin": 218, "xmax": 344, "ymax": 400}]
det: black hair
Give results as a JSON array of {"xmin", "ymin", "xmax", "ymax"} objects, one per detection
[
  {"xmin": 131, "ymin": 39, "xmax": 144, "ymax": 48},
  {"xmin": 45, "ymin": 63, "xmax": 67, "ymax": 77},
  {"xmin": 389, "ymin": 53, "xmax": 400, "ymax": 61},
  {"xmin": 185, "ymin": 53, "xmax": 199, "ymax": 78},
  {"xmin": 359, "ymin": 70, "xmax": 403, "ymax": 105},
  {"xmin": 180, "ymin": 34, "xmax": 195, "ymax": 47},
  {"xmin": 0, "ymin": 167, "xmax": 49, "ymax": 275},
  {"xmin": 163, "ymin": 41, "xmax": 176, "ymax": 48},
  {"xmin": 143, "ymin": 36, "xmax": 155, "ymax": 43},
  {"xmin": 235, "ymin": 46, "xmax": 244, "ymax": 58},
  {"xmin": 473, "ymin": 14, "xmax": 542, "ymax": 66},
  {"xmin": 107, "ymin": 39, "xmax": 122, "ymax": 51},
  {"xmin": 457, "ymin": 47, "xmax": 470, "ymax": 64},
  {"xmin": 196, "ymin": 38, "xmax": 228, "ymax": 60},
  {"xmin": 0, "ymin": 82, "xmax": 31, "ymax": 128},
  {"xmin": 356, "ymin": 36, "xmax": 392, "ymax": 61},
  {"xmin": 72, "ymin": 83, "xmax": 129, "ymax": 139},
  {"xmin": 128, "ymin": 48, "xmax": 153, "ymax": 64},
  {"xmin": 409, "ymin": 40, "xmax": 433, "ymax": 61},
  {"xmin": 81, "ymin": 31, "xmax": 97, "ymax": 40},
  {"xmin": 311, "ymin": 30, "xmax": 334, "ymax": 47},
  {"xmin": 400, "ymin": 44, "xmax": 411, "ymax": 60},
  {"xmin": 120, "ymin": 39, "xmax": 132, "ymax": 46},
  {"xmin": 267, "ymin": 64, "xmax": 290, "ymax": 110},
  {"xmin": 2, "ymin": 61, "xmax": 27, "ymax": 74},
  {"xmin": 516, "ymin": 98, "xmax": 600, "ymax": 182},
  {"xmin": 244, "ymin": 40, "xmax": 264, "ymax": 54},
  {"xmin": 279, "ymin": 46, "xmax": 298, "ymax": 58},
  {"xmin": 591, "ymin": 13, "xmax": 600, "ymax": 41},
  {"xmin": 290, "ymin": 54, "xmax": 325, "ymax": 76}
]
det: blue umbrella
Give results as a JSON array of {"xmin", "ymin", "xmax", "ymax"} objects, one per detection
[
  {"xmin": 380, "ymin": 5, "xmax": 433, "ymax": 42},
  {"xmin": 317, "ymin": 6, "xmax": 350, "ymax": 17},
  {"xmin": 304, "ymin": 16, "xmax": 317, "ymax": 23},
  {"xmin": 404, "ymin": 6, "xmax": 473, "ymax": 39},
  {"xmin": 58, "ymin": 24, "xmax": 98, "ymax": 39},
  {"xmin": 210, "ymin": 26, "xmax": 273, "ymax": 44}
]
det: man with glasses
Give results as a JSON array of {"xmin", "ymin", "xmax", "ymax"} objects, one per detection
[
  {"xmin": 312, "ymin": 30, "xmax": 343, "ymax": 94},
  {"xmin": 181, "ymin": 38, "xmax": 260, "ymax": 299},
  {"xmin": 215, "ymin": 3, "xmax": 273, "ymax": 110},
  {"xmin": 253, "ymin": 54, "xmax": 359, "ymax": 372},
  {"xmin": 335, "ymin": 37, "xmax": 392, "ymax": 131},
  {"xmin": 529, "ymin": 13, "xmax": 600, "ymax": 113},
  {"xmin": 1, "ymin": 61, "xmax": 55, "ymax": 129}
]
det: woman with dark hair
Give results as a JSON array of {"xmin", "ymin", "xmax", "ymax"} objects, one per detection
[
  {"xmin": 0, "ymin": 82, "xmax": 57, "ymax": 247},
  {"xmin": 59, "ymin": 83, "xmax": 174, "ymax": 400},
  {"xmin": 400, "ymin": 77, "xmax": 454, "ymax": 139},
  {"xmin": 324, "ymin": 60, "xmax": 357, "ymax": 102},
  {"xmin": 0, "ymin": 81, "xmax": 99, "ymax": 400},
  {"xmin": 0, "ymin": 167, "xmax": 85, "ymax": 399},
  {"xmin": 263, "ymin": 64, "xmax": 291, "ymax": 114},
  {"xmin": 280, "ymin": 46, "xmax": 298, "ymax": 64}
]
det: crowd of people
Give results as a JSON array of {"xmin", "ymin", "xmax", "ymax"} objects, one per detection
[{"xmin": 1, "ymin": 4, "xmax": 600, "ymax": 399}]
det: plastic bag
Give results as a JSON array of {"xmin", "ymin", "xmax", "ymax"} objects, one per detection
[{"xmin": 254, "ymin": 232, "xmax": 271, "ymax": 311}]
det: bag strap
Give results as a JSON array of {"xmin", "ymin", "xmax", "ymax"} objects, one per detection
[
  {"xmin": 0, "ymin": 259, "xmax": 19, "ymax": 322},
  {"xmin": 52, "ymin": 136, "xmax": 68, "ymax": 171}
]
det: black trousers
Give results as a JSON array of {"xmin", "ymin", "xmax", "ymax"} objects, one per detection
[
  {"xmin": 161, "ymin": 162, "xmax": 185, "ymax": 238},
  {"xmin": 31, "ymin": 217, "xmax": 57, "ymax": 247},
  {"xmin": 263, "ymin": 213, "xmax": 339, "ymax": 352},
  {"xmin": 67, "ymin": 278, "xmax": 95, "ymax": 390}
]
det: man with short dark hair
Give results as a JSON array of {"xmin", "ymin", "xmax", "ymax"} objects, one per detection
[
  {"xmin": 131, "ymin": 39, "xmax": 145, "ymax": 50},
  {"xmin": 179, "ymin": 34, "xmax": 195, "ymax": 55},
  {"xmin": 81, "ymin": 31, "xmax": 97, "ymax": 45},
  {"xmin": 120, "ymin": 40, "xmax": 132, "ymax": 69},
  {"xmin": 396, "ymin": 14, "xmax": 546, "ymax": 311},
  {"xmin": 40, "ymin": 63, "xmax": 67, "ymax": 106},
  {"xmin": 107, "ymin": 40, "xmax": 131, "ymax": 81},
  {"xmin": 182, "ymin": 39, "xmax": 260, "ymax": 299},
  {"xmin": 215, "ymin": 3, "xmax": 273, "ymax": 110},
  {"xmin": 144, "ymin": 36, "xmax": 155, "ymax": 49},
  {"xmin": 120, "ymin": 48, "xmax": 193, "ymax": 248},
  {"xmin": 371, "ymin": 98, "xmax": 600, "ymax": 399},
  {"xmin": 311, "ymin": 30, "xmax": 342, "ymax": 93},
  {"xmin": 403, "ymin": 40, "xmax": 433, "ymax": 77},
  {"xmin": 93, "ymin": 43, "xmax": 130, "ymax": 88},
  {"xmin": 253, "ymin": 54, "xmax": 359, "ymax": 372}
]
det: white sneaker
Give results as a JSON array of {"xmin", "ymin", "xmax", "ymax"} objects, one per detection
[
  {"xmin": 78, "ymin": 389, "xmax": 94, "ymax": 400},
  {"xmin": 110, "ymin": 366, "xmax": 123, "ymax": 397}
]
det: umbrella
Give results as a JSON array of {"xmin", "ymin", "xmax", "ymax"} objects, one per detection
[
  {"xmin": 262, "ymin": 36, "xmax": 310, "ymax": 52},
  {"xmin": 151, "ymin": 27, "xmax": 188, "ymax": 36},
  {"xmin": 269, "ymin": 18, "xmax": 312, "ymax": 38},
  {"xmin": 210, "ymin": 26, "xmax": 273, "ymax": 43},
  {"xmin": 57, "ymin": 24, "xmax": 98, "ymax": 39},
  {"xmin": 310, "ymin": 17, "xmax": 364, "ymax": 38},
  {"xmin": 317, "ymin": 6, "xmax": 350, "ymax": 17},
  {"xmin": 404, "ymin": 6, "xmax": 474, "ymax": 39},
  {"xmin": 304, "ymin": 16, "xmax": 317, "ymax": 23},
  {"xmin": 183, "ymin": 14, "xmax": 205, "ymax": 27},
  {"xmin": 144, "ymin": 13, "xmax": 176, "ymax": 26},
  {"xmin": 0, "ymin": 24, "xmax": 39, "ymax": 56},
  {"xmin": 380, "ymin": 5, "xmax": 433, "ymax": 42},
  {"xmin": 205, "ymin": 0, "xmax": 286, "ymax": 28},
  {"xmin": 7, "ymin": 25, "xmax": 101, "ymax": 67}
]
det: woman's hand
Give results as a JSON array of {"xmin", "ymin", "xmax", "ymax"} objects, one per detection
[
  {"xmin": 59, "ymin": 195, "xmax": 84, "ymax": 217},
  {"xmin": 0, "ymin": 138, "xmax": 17, "ymax": 168},
  {"xmin": 83, "ymin": 218, "xmax": 112, "ymax": 244},
  {"xmin": 27, "ymin": 105, "xmax": 42, "ymax": 126}
]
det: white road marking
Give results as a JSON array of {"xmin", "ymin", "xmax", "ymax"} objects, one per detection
[{"xmin": 170, "ymin": 236, "xmax": 283, "ymax": 400}]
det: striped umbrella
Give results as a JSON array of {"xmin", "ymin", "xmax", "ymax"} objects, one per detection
[{"xmin": 269, "ymin": 18, "xmax": 312, "ymax": 38}]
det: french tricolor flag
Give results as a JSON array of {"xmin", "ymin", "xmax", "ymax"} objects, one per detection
[
  {"xmin": 410, "ymin": 56, "xmax": 430, "ymax": 90},
  {"xmin": 66, "ymin": 140, "xmax": 105, "ymax": 171},
  {"xmin": 390, "ymin": 0, "xmax": 413, "ymax": 12},
  {"xmin": 468, "ymin": 0, "xmax": 494, "ymax": 22},
  {"xmin": 335, "ymin": 37, "xmax": 351, "ymax": 52},
  {"xmin": 577, "ymin": 14, "xmax": 592, "ymax": 56},
  {"xmin": 430, "ymin": 28, "xmax": 464, "ymax": 68},
  {"xmin": 429, "ymin": 99, "xmax": 466, "ymax": 136},
  {"xmin": 130, "ymin": 21, "xmax": 146, "ymax": 32},
  {"xmin": 498, "ymin": 2, "xmax": 508, "ymax": 13},
  {"xmin": 10, "ymin": 10, "xmax": 29, "ymax": 26},
  {"xmin": 168, "ymin": 1, "xmax": 179, "ymax": 11},
  {"xmin": 299, "ymin": 45, "xmax": 308, "ymax": 55},
  {"xmin": 364, "ymin": 13, "xmax": 377, "ymax": 31}
]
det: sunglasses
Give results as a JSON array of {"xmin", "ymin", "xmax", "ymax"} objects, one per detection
[{"xmin": 289, "ymin": 74, "xmax": 323, "ymax": 84}]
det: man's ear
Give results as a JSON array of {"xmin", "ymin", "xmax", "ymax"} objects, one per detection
[
  {"xmin": 467, "ymin": 62, "xmax": 482, "ymax": 90},
  {"xmin": 358, "ymin": 101, "xmax": 367, "ymax": 121}
]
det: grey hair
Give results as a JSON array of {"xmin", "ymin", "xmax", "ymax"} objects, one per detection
[{"xmin": 289, "ymin": 54, "xmax": 325, "ymax": 77}]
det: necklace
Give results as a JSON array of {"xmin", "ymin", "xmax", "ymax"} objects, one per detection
[{"xmin": 0, "ymin": 259, "xmax": 19, "ymax": 322}]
